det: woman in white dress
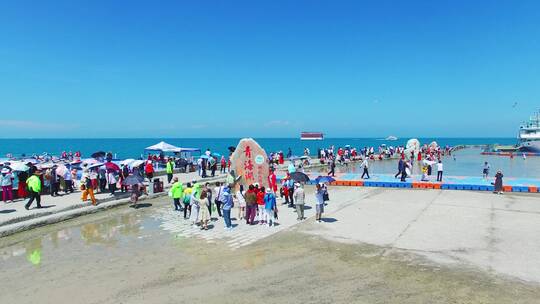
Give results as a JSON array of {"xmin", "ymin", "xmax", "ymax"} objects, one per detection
[{"xmin": 236, "ymin": 185, "xmax": 246, "ymax": 221}]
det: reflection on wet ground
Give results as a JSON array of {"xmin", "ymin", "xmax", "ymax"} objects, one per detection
[
  {"xmin": 308, "ymin": 148, "xmax": 540, "ymax": 178},
  {"xmin": 0, "ymin": 205, "xmax": 165, "ymax": 267}
]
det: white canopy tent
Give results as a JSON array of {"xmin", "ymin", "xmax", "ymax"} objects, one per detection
[{"xmin": 144, "ymin": 141, "xmax": 181, "ymax": 153}]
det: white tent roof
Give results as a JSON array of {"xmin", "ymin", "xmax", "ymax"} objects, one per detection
[{"xmin": 144, "ymin": 141, "xmax": 180, "ymax": 152}]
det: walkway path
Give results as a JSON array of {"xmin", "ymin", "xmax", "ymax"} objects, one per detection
[
  {"xmin": 153, "ymin": 187, "xmax": 371, "ymax": 250},
  {"xmin": 0, "ymin": 171, "xmax": 226, "ymax": 237}
]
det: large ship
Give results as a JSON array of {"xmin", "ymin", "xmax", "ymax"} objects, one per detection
[
  {"xmin": 518, "ymin": 110, "xmax": 540, "ymax": 153},
  {"xmin": 300, "ymin": 132, "xmax": 324, "ymax": 141}
]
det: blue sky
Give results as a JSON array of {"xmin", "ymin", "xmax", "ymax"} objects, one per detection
[{"xmin": 1, "ymin": 0, "xmax": 539, "ymax": 138}]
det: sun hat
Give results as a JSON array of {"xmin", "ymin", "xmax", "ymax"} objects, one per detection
[{"xmin": 1, "ymin": 168, "xmax": 9, "ymax": 174}]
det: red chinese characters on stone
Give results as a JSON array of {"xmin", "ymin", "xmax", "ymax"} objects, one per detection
[
  {"xmin": 231, "ymin": 138, "xmax": 270, "ymax": 188},
  {"xmin": 244, "ymin": 159, "xmax": 254, "ymax": 172},
  {"xmin": 244, "ymin": 146, "xmax": 252, "ymax": 158},
  {"xmin": 244, "ymin": 171, "xmax": 254, "ymax": 181}
]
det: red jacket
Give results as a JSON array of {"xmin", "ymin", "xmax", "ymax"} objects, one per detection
[{"xmin": 256, "ymin": 191, "xmax": 265, "ymax": 205}]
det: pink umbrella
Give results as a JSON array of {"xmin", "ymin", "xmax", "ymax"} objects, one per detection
[
  {"xmin": 56, "ymin": 165, "xmax": 68, "ymax": 176},
  {"xmin": 105, "ymin": 162, "xmax": 120, "ymax": 172}
]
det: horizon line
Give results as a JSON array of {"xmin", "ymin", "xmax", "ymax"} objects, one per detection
[{"xmin": 0, "ymin": 136, "xmax": 517, "ymax": 140}]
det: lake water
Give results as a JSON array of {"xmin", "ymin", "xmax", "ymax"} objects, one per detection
[
  {"xmin": 307, "ymin": 147, "xmax": 540, "ymax": 179},
  {"xmin": 0, "ymin": 137, "xmax": 518, "ymax": 159}
]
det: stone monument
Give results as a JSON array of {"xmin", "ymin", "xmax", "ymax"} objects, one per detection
[{"xmin": 230, "ymin": 138, "xmax": 270, "ymax": 188}]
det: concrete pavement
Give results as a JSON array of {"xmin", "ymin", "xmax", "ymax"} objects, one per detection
[{"xmin": 301, "ymin": 187, "xmax": 540, "ymax": 283}]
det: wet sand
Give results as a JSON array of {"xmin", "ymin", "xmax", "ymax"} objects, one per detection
[{"xmin": 1, "ymin": 189, "xmax": 539, "ymax": 304}]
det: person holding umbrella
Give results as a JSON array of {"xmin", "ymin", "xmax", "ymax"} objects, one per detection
[
  {"xmin": 24, "ymin": 170, "xmax": 43, "ymax": 210},
  {"xmin": 80, "ymin": 171, "xmax": 97, "ymax": 206}
]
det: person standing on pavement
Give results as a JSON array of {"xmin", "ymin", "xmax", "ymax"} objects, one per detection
[
  {"xmin": 1, "ymin": 168, "xmax": 14, "ymax": 203},
  {"xmin": 395, "ymin": 158, "xmax": 404, "ymax": 179},
  {"xmin": 50, "ymin": 166, "xmax": 60, "ymax": 196},
  {"xmin": 170, "ymin": 177, "xmax": 184, "ymax": 211},
  {"xmin": 293, "ymin": 183, "xmax": 305, "ymax": 220},
  {"xmin": 190, "ymin": 183, "xmax": 202, "ymax": 226},
  {"xmin": 213, "ymin": 182, "xmax": 224, "ymax": 217},
  {"xmin": 209, "ymin": 157, "xmax": 217, "ymax": 177},
  {"xmin": 25, "ymin": 170, "xmax": 43, "ymax": 210},
  {"xmin": 222, "ymin": 185, "xmax": 234, "ymax": 229},
  {"xmin": 80, "ymin": 171, "xmax": 97, "ymax": 206},
  {"xmin": 483, "ymin": 161, "xmax": 490, "ymax": 179},
  {"xmin": 245, "ymin": 184, "xmax": 258, "ymax": 225},
  {"xmin": 436, "ymin": 160, "xmax": 444, "ymax": 182},
  {"xmin": 494, "ymin": 170, "xmax": 504, "ymax": 194},
  {"xmin": 98, "ymin": 167, "xmax": 107, "ymax": 193},
  {"xmin": 361, "ymin": 158, "xmax": 370, "ymax": 179},
  {"xmin": 263, "ymin": 188, "xmax": 277, "ymax": 227},
  {"xmin": 166, "ymin": 158, "xmax": 174, "ymax": 184},
  {"xmin": 145, "ymin": 161, "xmax": 154, "ymax": 181},
  {"xmin": 328, "ymin": 160, "xmax": 336, "ymax": 177},
  {"xmin": 268, "ymin": 169, "xmax": 277, "ymax": 194},
  {"xmin": 182, "ymin": 183, "xmax": 193, "ymax": 219},
  {"xmin": 63, "ymin": 166, "xmax": 74, "ymax": 193},
  {"xmin": 120, "ymin": 164, "xmax": 129, "ymax": 192},
  {"xmin": 256, "ymin": 186, "xmax": 266, "ymax": 225},
  {"xmin": 107, "ymin": 170, "xmax": 117, "ymax": 195},
  {"xmin": 197, "ymin": 191, "xmax": 210, "ymax": 230},
  {"xmin": 236, "ymin": 184, "xmax": 246, "ymax": 221},
  {"xmin": 220, "ymin": 156, "xmax": 227, "ymax": 173},
  {"xmin": 204, "ymin": 182, "xmax": 213, "ymax": 218},
  {"xmin": 315, "ymin": 183, "xmax": 325, "ymax": 223},
  {"xmin": 286, "ymin": 177, "xmax": 295, "ymax": 208}
]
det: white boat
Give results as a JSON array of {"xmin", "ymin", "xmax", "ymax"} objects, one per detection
[
  {"xmin": 385, "ymin": 136, "xmax": 398, "ymax": 141},
  {"xmin": 518, "ymin": 110, "xmax": 540, "ymax": 153}
]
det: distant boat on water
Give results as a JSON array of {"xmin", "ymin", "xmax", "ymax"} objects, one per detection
[
  {"xmin": 385, "ymin": 136, "xmax": 398, "ymax": 141},
  {"xmin": 517, "ymin": 110, "xmax": 540, "ymax": 153},
  {"xmin": 300, "ymin": 132, "xmax": 324, "ymax": 141}
]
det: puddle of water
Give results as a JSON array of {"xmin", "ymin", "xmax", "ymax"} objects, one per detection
[{"xmin": 0, "ymin": 202, "xmax": 168, "ymax": 268}]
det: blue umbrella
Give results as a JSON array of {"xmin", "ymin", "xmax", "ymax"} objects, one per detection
[{"xmin": 315, "ymin": 176, "xmax": 336, "ymax": 184}]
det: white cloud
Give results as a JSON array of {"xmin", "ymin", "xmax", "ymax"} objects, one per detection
[
  {"xmin": 189, "ymin": 124, "xmax": 208, "ymax": 129},
  {"xmin": 0, "ymin": 120, "xmax": 76, "ymax": 130},
  {"xmin": 264, "ymin": 120, "xmax": 291, "ymax": 127}
]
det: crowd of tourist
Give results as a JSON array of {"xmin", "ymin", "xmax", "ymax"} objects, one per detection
[
  {"xmin": 167, "ymin": 176, "xmax": 330, "ymax": 231},
  {"xmin": 0, "ymin": 140, "xmax": 511, "ymax": 217}
]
